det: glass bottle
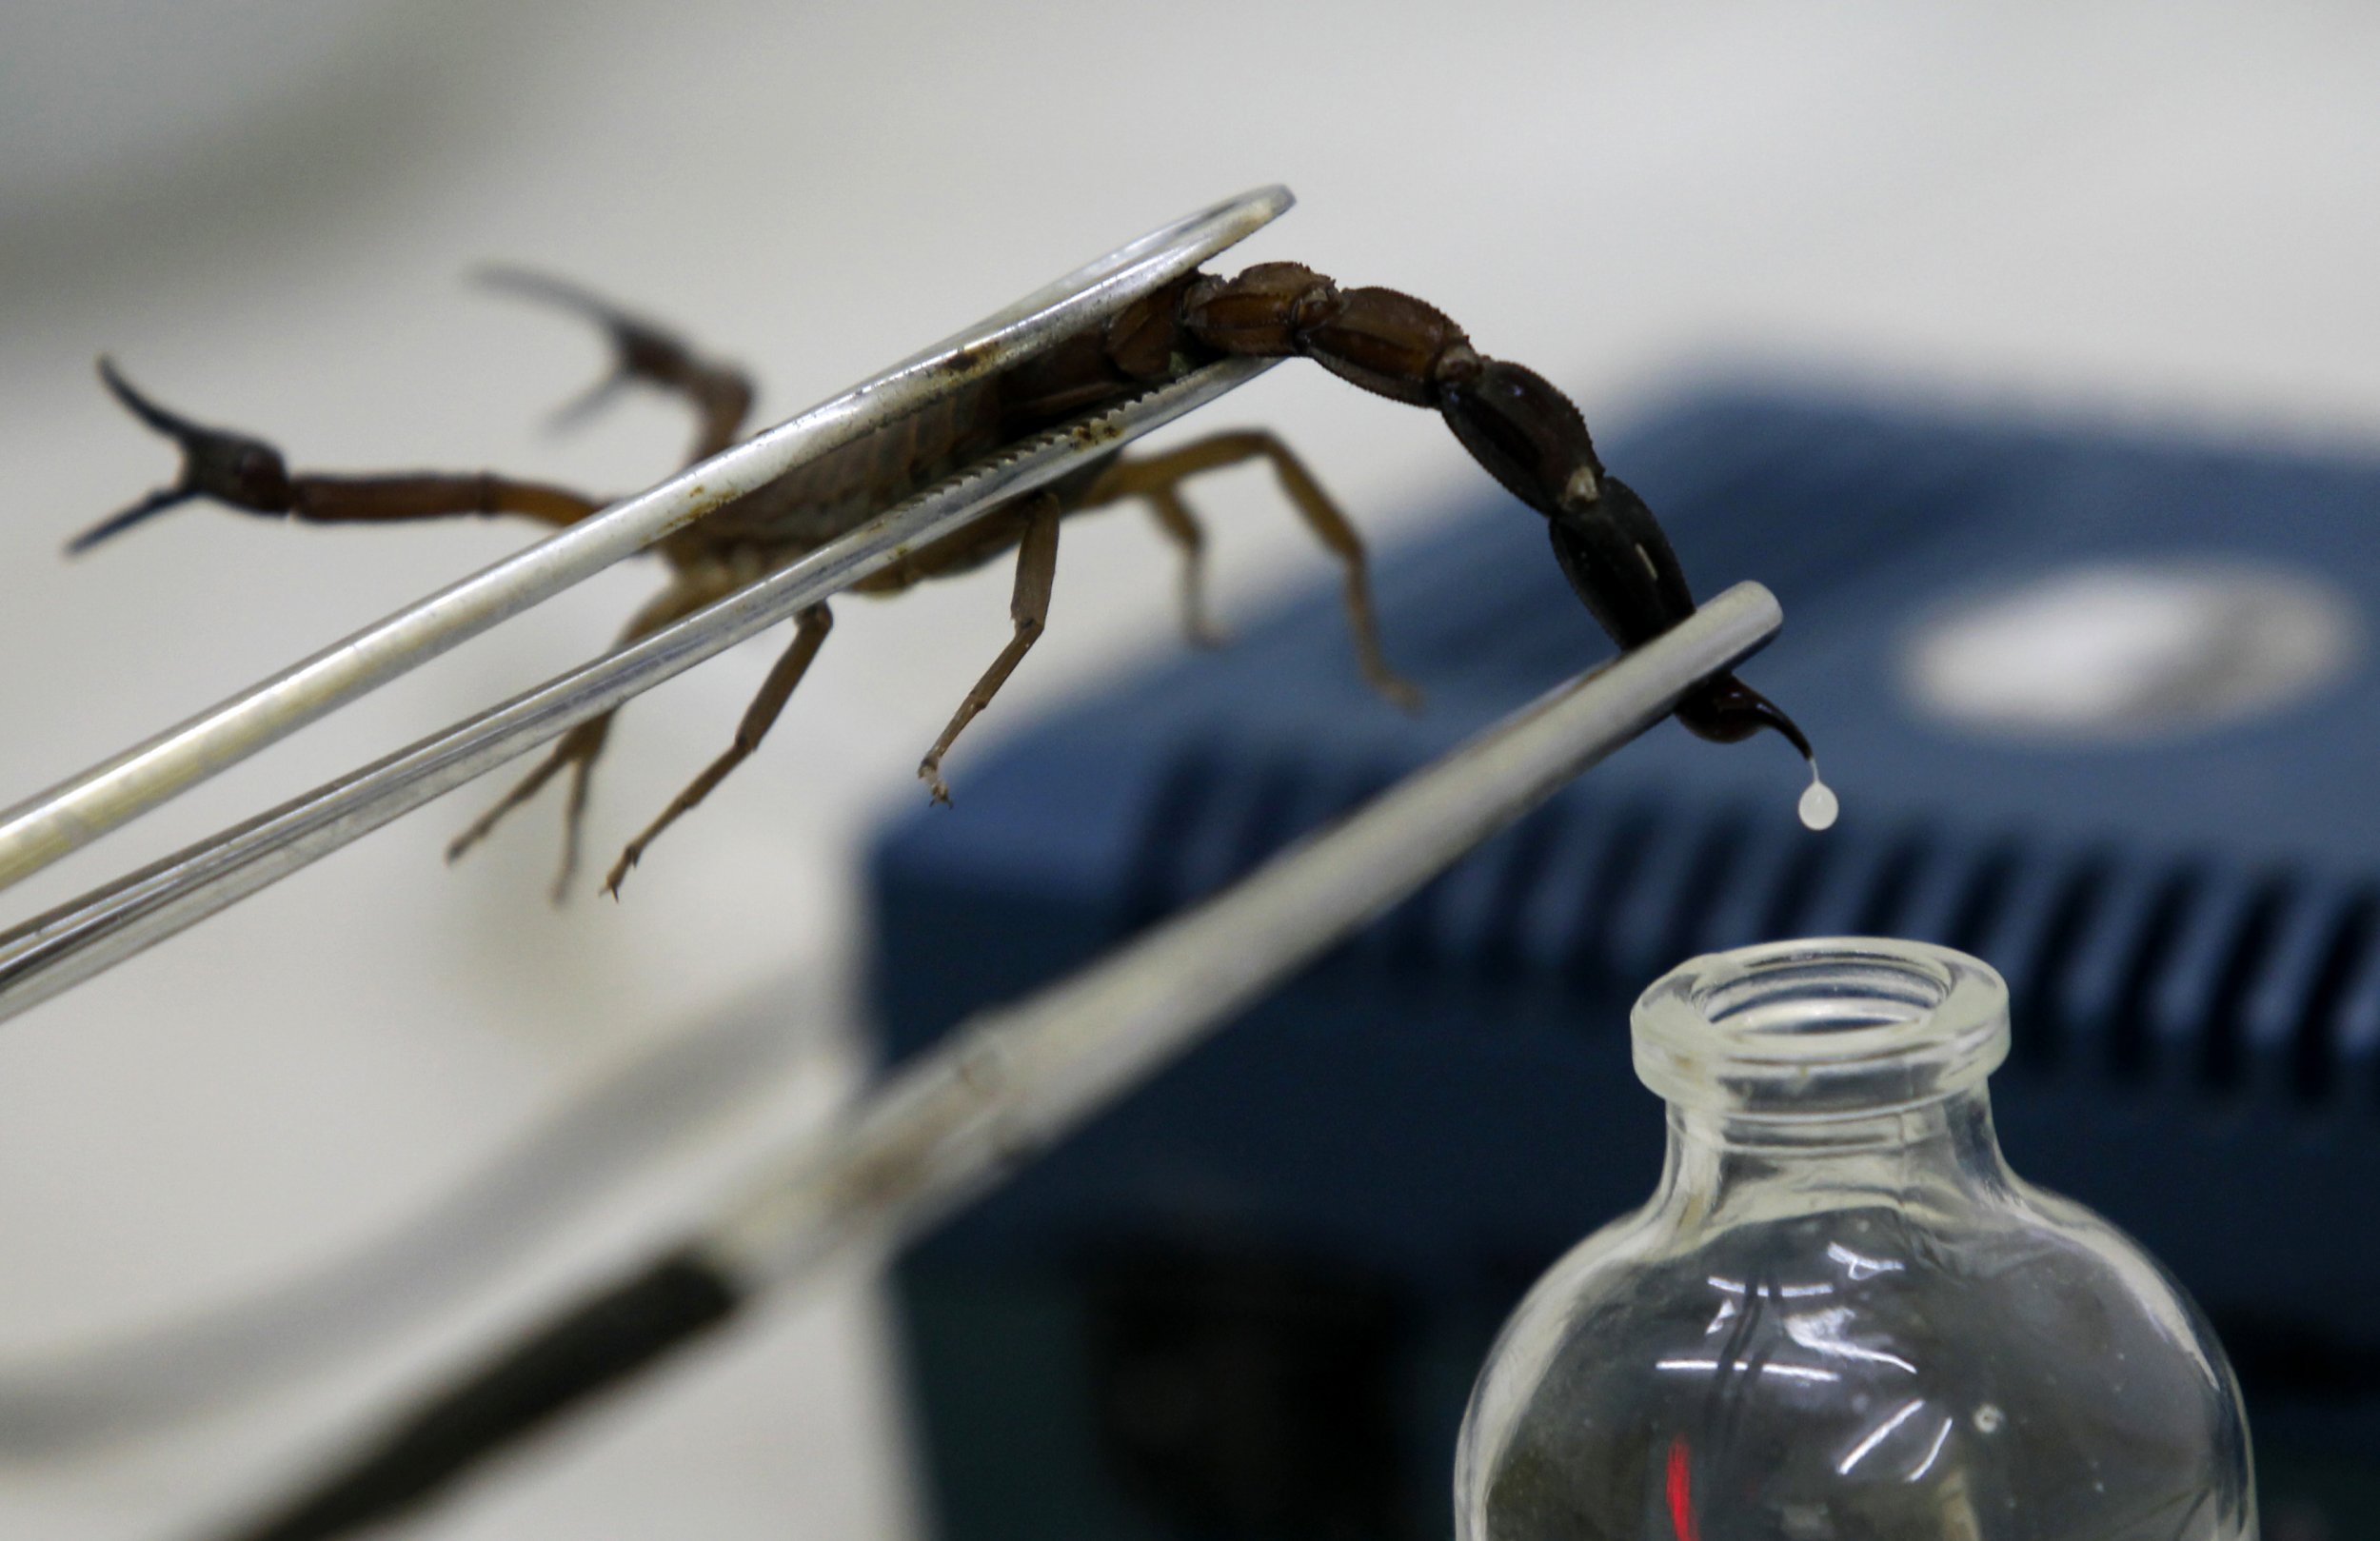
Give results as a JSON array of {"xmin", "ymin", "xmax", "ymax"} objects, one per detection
[{"xmin": 1456, "ymin": 938, "xmax": 2254, "ymax": 1541}]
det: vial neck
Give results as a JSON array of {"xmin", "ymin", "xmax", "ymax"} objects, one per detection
[
  {"xmin": 1627, "ymin": 939, "xmax": 2015, "ymax": 1226},
  {"xmin": 1652, "ymin": 1087, "xmax": 2013, "ymax": 1224}
]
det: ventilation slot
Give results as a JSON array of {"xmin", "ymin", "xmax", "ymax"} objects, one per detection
[
  {"xmin": 1775, "ymin": 828, "xmax": 1922, "ymax": 941},
  {"xmin": 1121, "ymin": 745, "xmax": 1222, "ymax": 930},
  {"xmin": 1940, "ymin": 843, "xmax": 2022, "ymax": 958},
  {"xmin": 1683, "ymin": 817, "xmax": 1809, "ymax": 956},
  {"xmin": 1405, "ymin": 800, "xmax": 1573, "ymax": 988},
  {"xmin": 1853, "ymin": 833, "xmax": 1934, "ymax": 936},
  {"xmin": 1496, "ymin": 800, "xmax": 1648, "ymax": 993},
  {"xmin": 1596, "ymin": 812, "xmax": 1729, "ymax": 986},
  {"xmin": 1759, "ymin": 829, "xmax": 1835, "ymax": 940},
  {"xmin": 1638, "ymin": 810, "xmax": 1757, "ymax": 980},
  {"xmin": 1990, "ymin": 850, "xmax": 2115, "ymax": 1074},
  {"xmin": 1126, "ymin": 753, "xmax": 2380, "ymax": 1116},
  {"xmin": 2104, "ymin": 866, "xmax": 2207, "ymax": 1085},
  {"xmin": 2195, "ymin": 878, "xmax": 2293, "ymax": 1092},
  {"xmin": 1551, "ymin": 800, "xmax": 1667, "ymax": 1001},
  {"xmin": 2293, "ymin": 895, "xmax": 2378, "ymax": 1103},
  {"xmin": 2331, "ymin": 926, "xmax": 2380, "ymax": 1112},
  {"xmin": 1121, "ymin": 748, "xmax": 1366, "ymax": 930}
]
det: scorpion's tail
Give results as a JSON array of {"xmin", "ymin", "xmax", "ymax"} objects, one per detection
[{"xmin": 1178, "ymin": 263, "xmax": 1825, "ymax": 799}]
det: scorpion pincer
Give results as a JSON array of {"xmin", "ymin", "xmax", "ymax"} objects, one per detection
[{"xmin": 71, "ymin": 254, "xmax": 1829, "ymax": 898}]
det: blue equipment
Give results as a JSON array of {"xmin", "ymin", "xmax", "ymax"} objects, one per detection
[{"xmin": 872, "ymin": 386, "xmax": 2380, "ymax": 1539}]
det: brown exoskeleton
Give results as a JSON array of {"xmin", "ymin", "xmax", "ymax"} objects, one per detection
[{"xmin": 75, "ymin": 260, "xmax": 1820, "ymax": 898}]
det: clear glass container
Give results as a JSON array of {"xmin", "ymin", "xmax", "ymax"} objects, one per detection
[{"xmin": 1456, "ymin": 938, "xmax": 2255, "ymax": 1541}]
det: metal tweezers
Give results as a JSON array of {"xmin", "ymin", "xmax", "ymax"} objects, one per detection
[
  {"xmin": 0, "ymin": 185, "xmax": 1793, "ymax": 1538},
  {"xmin": 206, "ymin": 585, "xmax": 1783, "ymax": 1541},
  {"xmin": 0, "ymin": 188, "xmax": 1298, "ymax": 1023}
]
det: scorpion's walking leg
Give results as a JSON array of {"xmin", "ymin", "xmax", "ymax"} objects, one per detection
[
  {"xmin": 72, "ymin": 363, "xmax": 606, "ymax": 552},
  {"xmin": 917, "ymin": 495, "xmax": 1061, "ymax": 805},
  {"xmin": 1138, "ymin": 490, "xmax": 1225, "ymax": 647},
  {"xmin": 446, "ymin": 718, "xmax": 617, "ymax": 902},
  {"xmin": 479, "ymin": 268, "xmax": 756, "ymax": 464},
  {"xmin": 1084, "ymin": 431, "xmax": 1420, "ymax": 709},
  {"xmin": 603, "ymin": 604, "xmax": 835, "ymax": 899},
  {"xmin": 446, "ymin": 568, "xmax": 745, "ymax": 899}
]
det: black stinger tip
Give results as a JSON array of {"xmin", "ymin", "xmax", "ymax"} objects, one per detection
[
  {"xmin": 1676, "ymin": 672, "xmax": 1838, "ymax": 831},
  {"xmin": 1676, "ymin": 672, "xmax": 1815, "ymax": 763}
]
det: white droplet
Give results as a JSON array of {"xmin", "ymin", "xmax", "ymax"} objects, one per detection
[
  {"xmin": 1973, "ymin": 1403, "xmax": 2005, "ymax": 1434},
  {"xmin": 1797, "ymin": 767, "xmax": 1839, "ymax": 832}
]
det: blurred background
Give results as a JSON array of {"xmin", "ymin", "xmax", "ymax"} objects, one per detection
[{"xmin": 2, "ymin": 3, "xmax": 2377, "ymax": 1538}]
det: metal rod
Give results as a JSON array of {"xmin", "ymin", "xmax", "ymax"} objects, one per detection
[
  {"xmin": 0, "ymin": 358, "xmax": 1274, "ymax": 1027},
  {"xmin": 0, "ymin": 185, "xmax": 1292, "ymax": 892},
  {"xmin": 699, "ymin": 580, "xmax": 1785, "ymax": 1288},
  {"xmin": 195, "ymin": 583, "xmax": 1784, "ymax": 1541}
]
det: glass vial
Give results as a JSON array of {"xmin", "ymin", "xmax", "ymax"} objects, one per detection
[{"xmin": 1456, "ymin": 938, "xmax": 2254, "ymax": 1541}]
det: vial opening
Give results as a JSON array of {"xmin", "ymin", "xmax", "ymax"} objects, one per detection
[{"xmin": 1632, "ymin": 938, "xmax": 2010, "ymax": 1118}]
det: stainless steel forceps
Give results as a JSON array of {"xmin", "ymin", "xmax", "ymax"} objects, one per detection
[{"xmin": 0, "ymin": 188, "xmax": 1295, "ymax": 1022}]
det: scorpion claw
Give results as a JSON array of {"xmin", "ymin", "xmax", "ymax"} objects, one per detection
[
  {"xmin": 477, "ymin": 266, "xmax": 640, "ymax": 328},
  {"xmin": 78, "ymin": 359, "xmax": 298, "ymax": 552},
  {"xmin": 541, "ymin": 368, "xmax": 636, "ymax": 436},
  {"xmin": 480, "ymin": 266, "xmax": 702, "ymax": 433},
  {"xmin": 67, "ymin": 485, "xmax": 198, "ymax": 556},
  {"xmin": 99, "ymin": 357, "xmax": 206, "ymax": 440}
]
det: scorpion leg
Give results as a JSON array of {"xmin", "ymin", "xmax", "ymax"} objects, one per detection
[
  {"xmin": 74, "ymin": 361, "xmax": 605, "ymax": 553},
  {"xmin": 916, "ymin": 494, "xmax": 1061, "ymax": 805},
  {"xmin": 1083, "ymin": 431, "xmax": 1420, "ymax": 709},
  {"xmin": 1138, "ymin": 489, "xmax": 1225, "ymax": 647},
  {"xmin": 445, "ymin": 716, "xmax": 616, "ymax": 902},
  {"xmin": 603, "ymin": 603, "xmax": 834, "ymax": 899},
  {"xmin": 479, "ymin": 268, "xmax": 756, "ymax": 464},
  {"xmin": 446, "ymin": 567, "xmax": 745, "ymax": 899}
]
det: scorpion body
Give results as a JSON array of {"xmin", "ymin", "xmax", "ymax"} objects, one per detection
[{"xmin": 76, "ymin": 254, "xmax": 1819, "ymax": 897}]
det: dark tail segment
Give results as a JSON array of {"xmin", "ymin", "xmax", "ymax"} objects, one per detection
[
  {"xmin": 1180, "ymin": 263, "xmax": 1816, "ymax": 763},
  {"xmin": 203, "ymin": 1250, "xmax": 743, "ymax": 1541}
]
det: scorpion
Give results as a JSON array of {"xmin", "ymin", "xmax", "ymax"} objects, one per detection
[{"xmin": 72, "ymin": 256, "xmax": 1828, "ymax": 899}]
